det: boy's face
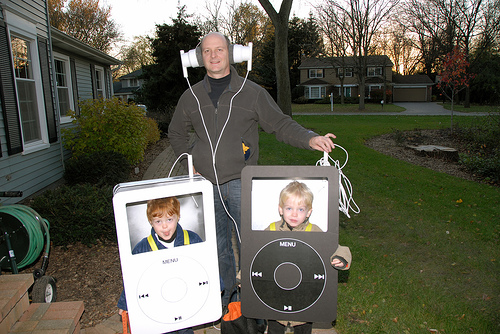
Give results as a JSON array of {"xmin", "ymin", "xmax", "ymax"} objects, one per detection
[
  {"xmin": 150, "ymin": 213, "xmax": 179, "ymax": 240},
  {"xmin": 278, "ymin": 197, "xmax": 312, "ymax": 228}
]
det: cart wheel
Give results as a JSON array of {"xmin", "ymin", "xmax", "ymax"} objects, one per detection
[{"xmin": 32, "ymin": 275, "xmax": 57, "ymax": 303}]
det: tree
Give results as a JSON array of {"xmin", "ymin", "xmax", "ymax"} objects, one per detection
[
  {"xmin": 134, "ymin": 7, "xmax": 203, "ymax": 113},
  {"xmin": 258, "ymin": 0, "xmax": 294, "ymax": 116},
  {"xmin": 115, "ymin": 35, "xmax": 154, "ymax": 79},
  {"xmin": 48, "ymin": 0, "xmax": 121, "ymax": 53},
  {"xmin": 437, "ymin": 46, "xmax": 475, "ymax": 131},
  {"xmin": 316, "ymin": 0, "xmax": 398, "ymax": 110}
]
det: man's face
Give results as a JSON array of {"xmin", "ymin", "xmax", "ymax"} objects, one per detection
[
  {"xmin": 150, "ymin": 213, "xmax": 179, "ymax": 241},
  {"xmin": 201, "ymin": 33, "xmax": 230, "ymax": 79}
]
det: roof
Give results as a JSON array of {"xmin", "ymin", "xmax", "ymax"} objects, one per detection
[
  {"xmin": 299, "ymin": 55, "xmax": 394, "ymax": 69},
  {"xmin": 392, "ymin": 73, "xmax": 434, "ymax": 85},
  {"xmin": 299, "ymin": 78, "xmax": 330, "ymax": 86},
  {"xmin": 119, "ymin": 69, "xmax": 143, "ymax": 80},
  {"xmin": 113, "ymin": 82, "xmax": 140, "ymax": 94},
  {"xmin": 51, "ymin": 28, "xmax": 121, "ymax": 65}
]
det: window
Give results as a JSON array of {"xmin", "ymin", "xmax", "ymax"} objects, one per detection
[
  {"xmin": 54, "ymin": 53, "xmax": 74, "ymax": 122},
  {"xmin": 338, "ymin": 67, "xmax": 353, "ymax": 77},
  {"xmin": 95, "ymin": 66, "xmax": 105, "ymax": 98},
  {"xmin": 367, "ymin": 66, "xmax": 383, "ymax": 77},
  {"xmin": 309, "ymin": 69, "xmax": 323, "ymax": 78},
  {"xmin": 11, "ymin": 36, "xmax": 40, "ymax": 144},
  {"xmin": 338, "ymin": 87, "xmax": 351, "ymax": 97},
  {"xmin": 128, "ymin": 78, "xmax": 138, "ymax": 87},
  {"xmin": 304, "ymin": 86, "xmax": 326, "ymax": 99}
]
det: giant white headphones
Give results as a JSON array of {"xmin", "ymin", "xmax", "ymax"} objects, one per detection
[{"xmin": 180, "ymin": 38, "xmax": 253, "ymax": 77}]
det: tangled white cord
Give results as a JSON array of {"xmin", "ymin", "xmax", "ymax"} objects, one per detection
[{"xmin": 316, "ymin": 144, "xmax": 360, "ymax": 218}]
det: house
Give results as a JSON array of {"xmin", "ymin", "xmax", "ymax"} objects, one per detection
[
  {"xmin": 298, "ymin": 56, "xmax": 433, "ymax": 102},
  {"xmin": 0, "ymin": 0, "xmax": 120, "ymax": 205},
  {"xmin": 113, "ymin": 68, "xmax": 143, "ymax": 102}
]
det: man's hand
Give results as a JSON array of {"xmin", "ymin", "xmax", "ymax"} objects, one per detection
[{"xmin": 309, "ymin": 133, "xmax": 336, "ymax": 152}]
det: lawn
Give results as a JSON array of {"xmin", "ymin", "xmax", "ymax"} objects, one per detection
[
  {"xmin": 291, "ymin": 102, "xmax": 405, "ymax": 114},
  {"xmin": 258, "ymin": 115, "xmax": 499, "ymax": 333}
]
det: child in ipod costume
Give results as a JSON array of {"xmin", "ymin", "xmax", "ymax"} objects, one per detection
[
  {"xmin": 264, "ymin": 181, "xmax": 351, "ymax": 334},
  {"xmin": 117, "ymin": 196, "xmax": 202, "ymax": 334}
]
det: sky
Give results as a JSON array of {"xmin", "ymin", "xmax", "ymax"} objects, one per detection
[{"xmin": 103, "ymin": 0, "xmax": 315, "ymax": 47}]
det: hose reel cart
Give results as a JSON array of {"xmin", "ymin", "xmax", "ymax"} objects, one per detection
[{"xmin": 0, "ymin": 201, "xmax": 57, "ymax": 303}]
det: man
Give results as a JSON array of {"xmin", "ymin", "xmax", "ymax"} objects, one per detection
[{"xmin": 168, "ymin": 32, "xmax": 336, "ymax": 306}]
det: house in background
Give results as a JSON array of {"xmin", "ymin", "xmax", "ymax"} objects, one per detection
[
  {"xmin": 0, "ymin": 0, "xmax": 120, "ymax": 205},
  {"xmin": 113, "ymin": 68, "xmax": 143, "ymax": 102},
  {"xmin": 298, "ymin": 56, "xmax": 433, "ymax": 102}
]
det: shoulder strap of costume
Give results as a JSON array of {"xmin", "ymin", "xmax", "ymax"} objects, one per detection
[
  {"xmin": 270, "ymin": 222, "xmax": 276, "ymax": 231},
  {"xmin": 147, "ymin": 235, "xmax": 159, "ymax": 251},
  {"xmin": 305, "ymin": 223, "xmax": 313, "ymax": 232},
  {"xmin": 184, "ymin": 230, "xmax": 190, "ymax": 245}
]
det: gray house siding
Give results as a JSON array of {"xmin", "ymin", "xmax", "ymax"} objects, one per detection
[
  {"xmin": 0, "ymin": 0, "xmax": 120, "ymax": 205},
  {"xmin": 0, "ymin": 0, "xmax": 64, "ymax": 205}
]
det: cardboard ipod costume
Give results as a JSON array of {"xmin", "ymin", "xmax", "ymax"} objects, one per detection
[
  {"xmin": 113, "ymin": 175, "xmax": 221, "ymax": 334},
  {"xmin": 240, "ymin": 166, "xmax": 340, "ymax": 323}
]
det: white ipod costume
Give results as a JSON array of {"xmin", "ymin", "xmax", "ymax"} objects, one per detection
[{"xmin": 113, "ymin": 176, "xmax": 221, "ymax": 334}]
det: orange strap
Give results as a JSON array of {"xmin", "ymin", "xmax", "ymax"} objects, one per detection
[
  {"xmin": 121, "ymin": 311, "xmax": 130, "ymax": 334},
  {"xmin": 223, "ymin": 301, "xmax": 243, "ymax": 321}
]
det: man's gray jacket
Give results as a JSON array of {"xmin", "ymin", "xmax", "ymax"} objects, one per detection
[{"xmin": 168, "ymin": 66, "xmax": 318, "ymax": 184}]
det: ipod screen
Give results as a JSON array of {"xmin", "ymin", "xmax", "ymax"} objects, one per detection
[
  {"xmin": 124, "ymin": 192, "xmax": 206, "ymax": 253},
  {"xmin": 250, "ymin": 178, "xmax": 329, "ymax": 232}
]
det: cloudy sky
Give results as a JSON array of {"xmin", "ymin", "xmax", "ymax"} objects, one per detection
[{"xmin": 103, "ymin": 0, "xmax": 315, "ymax": 44}]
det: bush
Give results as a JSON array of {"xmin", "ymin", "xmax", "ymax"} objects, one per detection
[
  {"xmin": 62, "ymin": 98, "xmax": 160, "ymax": 164},
  {"xmin": 455, "ymin": 114, "xmax": 500, "ymax": 183},
  {"xmin": 30, "ymin": 184, "xmax": 115, "ymax": 246},
  {"xmin": 64, "ymin": 151, "xmax": 130, "ymax": 187}
]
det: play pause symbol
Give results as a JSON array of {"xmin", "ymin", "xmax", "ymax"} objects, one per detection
[
  {"xmin": 175, "ymin": 316, "xmax": 183, "ymax": 321},
  {"xmin": 284, "ymin": 305, "xmax": 292, "ymax": 311}
]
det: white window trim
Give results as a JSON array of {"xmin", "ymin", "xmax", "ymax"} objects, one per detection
[
  {"xmin": 95, "ymin": 65, "xmax": 106, "ymax": 98},
  {"xmin": 5, "ymin": 10, "xmax": 49, "ymax": 154},
  {"xmin": 305, "ymin": 85, "xmax": 327, "ymax": 99},
  {"xmin": 309, "ymin": 69, "xmax": 323, "ymax": 78},
  {"xmin": 53, "ymin": 52, "xmax": 75, "ymax": 124},
  {"xmin": 367, "ymin": 66, "xmax": 383, "ymax": 77}
]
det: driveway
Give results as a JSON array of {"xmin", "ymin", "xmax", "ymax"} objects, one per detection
[{"xmin": 297, "ymin": 102, "xmax": 490, "ymax": 116}]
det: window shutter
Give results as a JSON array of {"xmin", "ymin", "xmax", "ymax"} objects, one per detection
[
  {"xmin": 38, "ymin": 37, "xmax": 57, "ymax": 143},
  {"xmin": 90, "ymin": 63, "xmax": 97, "ymax": 98},
  {"xmin": 0, "ymin": 23, "xmax": 23, "ymax": 155},
  {"xmin": 70, "ymin": 58, "xmax": 79, "ymax": 114}
]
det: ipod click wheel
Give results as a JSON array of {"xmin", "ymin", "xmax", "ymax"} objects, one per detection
[
  {"xmin": 250, "ymin": 238, "xmax": 327, "ymax": 313},
  {"xmin": 136, "ymin": 255, "xmax": 211, "ymax": 323}
]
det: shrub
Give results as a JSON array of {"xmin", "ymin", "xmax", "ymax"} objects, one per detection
[
  {"xmin": 455, "ymin": 114, "xmax": 500, "ymax": 183},
  {"xmin": 145, "ymin": 117, "xmax": 161, "ymax": 144},
  {"xmin": 64, "ymin": 151, "xmax": 130, "ymax": 187},
  {"xmin": 62, "ymin": 98, "xmax": 160, "ymax": 164},
  {"xmin": 30, "ymin": 184, "xmax": 115, "ymax": 246}
]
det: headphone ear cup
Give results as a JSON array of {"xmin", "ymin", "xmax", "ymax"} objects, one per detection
[
  {"xmin": 195, "ymin": 46, "xmax": 203, "ymax": 67},
  {"xmin": 228, "ymin": 44, "xmax": 235, "ymax": 64}
]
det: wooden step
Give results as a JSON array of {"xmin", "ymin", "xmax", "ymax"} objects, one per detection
[
  {"xmin": 0, "ymin": 274, "xmax": 33, "ymax": 333},
  {"xmin": 8, "ymin": 301, "xmax": 84, "ymax": 334}
]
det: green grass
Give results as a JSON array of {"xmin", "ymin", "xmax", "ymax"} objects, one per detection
[
  {"xmin": 258, "ymin": 115, "xmax": 499, "ymax": 333},
  {"xmin": 292, "ymin": 102, "xmax": 405, "ymax": 113},
  {"xmin": 438, "ymin": 103, "xmax": 500, "ymax": 113}
]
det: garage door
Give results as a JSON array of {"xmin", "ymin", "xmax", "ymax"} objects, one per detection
[{"xmin": 393, "ymin": 87, "xmax": 427, "ymax": 102}]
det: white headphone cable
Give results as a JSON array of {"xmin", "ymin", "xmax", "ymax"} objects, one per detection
[
  {"xmin": 316, "ymin": 144, "xmax": 360, "ymax": 218},
  {"xmin": 183, "ymin": 71, "xmax": 250, "ymax": 244}
]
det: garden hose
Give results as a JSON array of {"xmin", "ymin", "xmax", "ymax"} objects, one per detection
[{"xmin": 0, "ymin": 205, "xmax": 50, "ymax": 270}]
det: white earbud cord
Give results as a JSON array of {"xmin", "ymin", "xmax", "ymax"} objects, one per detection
[
  {"xmin": 316, "ymin": 144, "xmax": 360, "ymax": 218},
  {"xmin": 183, "ymin": 71, "xmax": 250, "ymax": 244}
]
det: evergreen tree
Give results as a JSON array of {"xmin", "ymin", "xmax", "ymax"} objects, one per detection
[{"xmin": 135, "ymin": 7, "xmax": 203, "ymax": 114}]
